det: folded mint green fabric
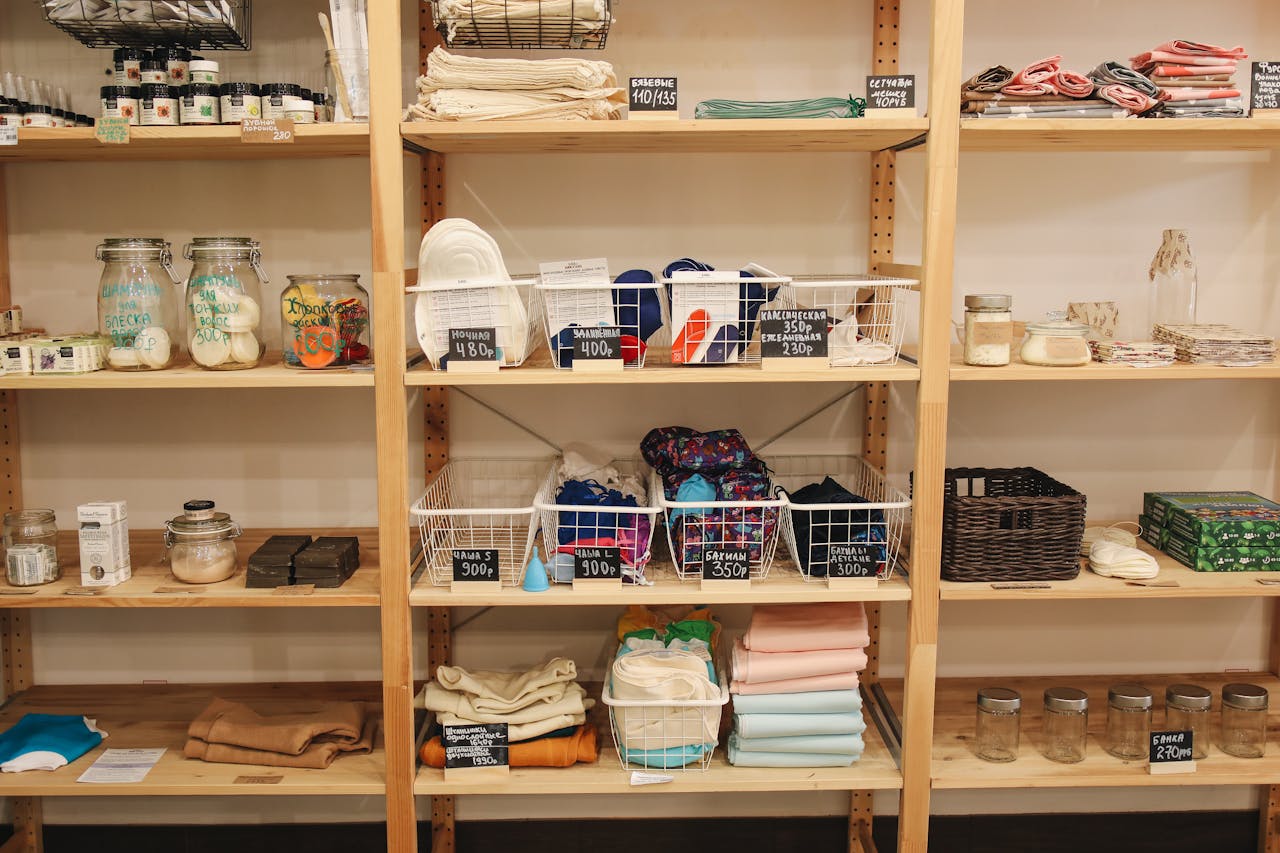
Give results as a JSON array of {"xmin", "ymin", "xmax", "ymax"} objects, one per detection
[
  {"xmin": 734, "ymin": 710, "xmax": 864, "ymax": 739},
  {"xmin": 731, "ymin": 689, "xmax": 861, "ymax": 715},
  {"xmin": 731, "ymin": 732, "xmax": 864, "ymax": 756},
  {"xmin": 728, "ymin": 738, "xmax": 858, "ymax": 767},
  {"xmin": 619, "ymin": 741, "xmax": 712, "ymax": 769},
  {"xmin": 694, "ymin": 97, "xmax": 865, "ymax": 120}
]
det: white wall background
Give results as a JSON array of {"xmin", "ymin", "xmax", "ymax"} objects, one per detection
[{"xmin": 3, "ymin": 0, "xmax": 1280, "ymax": 831}]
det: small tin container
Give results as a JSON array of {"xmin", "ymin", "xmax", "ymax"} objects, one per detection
[
  {"xmin": 140, "ymin": 59, "xmax": 168, "ymax": 85},
  {"xmin": 113, "ymin": 47, "xmax": 146, "ymax": 85},
  {"xmin": 140, "ymin": 84, "xmax": 178, "ymax": 126},
  {"xmin": 101, "ymin": 85, "xmax": 140, "ymax": 125},
  {"xmin": 153, "ymin": 47, "xmax": 192, "ymax": 85},
  {"xmin": 22, "ymin": 105, "xmax": 53, "ymax": 128},
  {"xmin": 179, "ymin": 83, "xmax": 221, "ymax": 125},
  {"xmin": 219, "ymin": 82, "xmax": 261, "ymax": 124},
  {"xmin": 189, "ymin": 58, "xmax": 221, "ymax": 85},
  {"xmin": 260, "ymin": 83, "xmax": 300, "ymax": 120}
]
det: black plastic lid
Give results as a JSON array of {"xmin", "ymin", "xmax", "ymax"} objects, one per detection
[
  {"xmin": 52, "ymin": 108, "xmax": 66, "ymax": 119},
  {"xmin": 25, "ymin": 104, "xmax": 50, "ymax": 115},
  {"xmin": 313, "ymin": 93, "xmax": 327, "ymax": 105},
  {"xmin": 141, "ymin": 59, "xmax": 165, "ymax": 71},
  {"xmin": 182, "ymin": 83, "xmax": 219, "ymax": 97},
  {"xmin": 152, "ymin": 47, "xmax": 192, "ymax": 61},
  {"xmin": 0, "ymin": 103, "xmax": 17, "ymax": 114},
  {"xmin": 261, "ymin": 83, "xmax": 300, "ymax": 97},
  {"xmin": 100, "ymin": 85, "xmax": 141, "ymax": 98},
  {"xmin": 300, "ymin": 88, "xmax": 313, "ymax": 101},
  {"xmin": 112, "ymin": 47, "xmax": 146, "ymax": 61},
  {"xmin": 141, "ymin": 84, "xmax": 174, "ymax": 98},
  {"xmin": 220, "ymin": 82, "xmax": 256, "ymax": 96},
  {"xmin": 183, "ymin": 499, "xmax": 215, "ymax": 512}
]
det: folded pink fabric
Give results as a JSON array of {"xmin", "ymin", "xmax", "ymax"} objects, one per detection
[
  {"xmin": 731, "ymin": 671, "xmax": 859, "ymax": 695},
  {"xmin": 1133, "ymin": 52, "xmax": 1240, "ymax": 69},
  {"xmin": 1097, "ymin": 84, "xmax": 1158, "ymax": 113},
  {"xmin": 1152, "ymin": 40, "xmax": 1248, "ymax": 59},
  {"xmin": 1010, "ymin": 55, "xmax": 1062, "ymax": 86},
  {"xmin": 1159, "ymin": 88, "xmax": 1241, "ymax": 102},
  {"xmin": 731, "ymin": 637, "xmax": 867, "ymax": 684},
  {"xmin": 1053, "ymin": 70, "xmax": 1094, "ymax": 98},
  {"xmin": 1000, "ymin": 82, "xmax": 1057, "ymax": 97},
  {"xmin": 742, "ymin": 603, "xmax": 869, "ymax": 653},
  {"xmin": 1150, "ymin": 68, "xmax": 1234, "ymax": 79}
]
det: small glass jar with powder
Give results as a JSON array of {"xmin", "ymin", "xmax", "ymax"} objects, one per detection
[
  {"xmin": 963, "ymin": 294, "xmax": 1013, "ymax": 366},
  {"xmin": 1042, "ymin": 687, "xmax": 1089, "ymax": 764},
  {"xmin": 1165, "ymin": 684, "xmax": 1211, "ymax": 760},
  {"xmin": 1221, "ymin": 683, "xmax": 1268, "ymax": 758},
  {"xmin": 975, "ymin": 687, "xmax": 1021, "ymax": 762},
  {"xmin": 164, "ymin": 500, "xmax": 242, "ymax": 584},
  {"xmin": 1105, "ymin": 682, "xmax": 1153, "ymax": 761},
  {"xmin": 1020, "ymin": 317, "xmax": 1091, "ymax": 367}
]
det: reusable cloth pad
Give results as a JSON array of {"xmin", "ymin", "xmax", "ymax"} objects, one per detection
[
  {"xmin": 728, "ymin": 739, "xmax": 858, "ymax": 768},
  {"xmin": 184, "ymin": 699, "xmax": 376, "ymax": 769},
  {"xmin": 730, "ymin": 732, "xmax": 865, "ymax": 755},
  {"xmin": 414, "ymin": 218, "xmax": 528, "ymax": 367},
  {"xmin": 0, "ymin": 714, "xmax": 106, "ymax": 772},
  {"xmin": 734, "ymin": 710, "xmax": 866, "ymax": 739},
  {"xmin": 730, "ymin": 689, "xmax": 862, "ymax": 715},
  {"xmin": 732, "ymin": 637, "xmax": 868, "ymax": 685},
  {"xmin": 742, "ymin": 602, "xmax": 870, "ymax": 652},
  {"xmin": 420, "ymin": 723, "xmax": 598, "ymax": 768}
]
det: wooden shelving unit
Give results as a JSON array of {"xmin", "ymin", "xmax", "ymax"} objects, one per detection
[
  {"xmin": 0, "ymin": 353, "xmax": 375, "ymax": 389},
  {"xmin": 959, "ymin": 118, "xmax": 1280, "ymax": 152},
  {"xmin": 0, "ymin": 124, "xmax": 371, "ymax": 162},
  {"xmin": 949, "ymin": 349, "xmax": 1280, "ymax": 382}
]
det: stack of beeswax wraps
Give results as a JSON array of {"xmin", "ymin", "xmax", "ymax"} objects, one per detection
[
  {"xmin": 728, "ymin": 602, "xmax": 870, "ymax": 767},
  {"xmin": 961, "ymin": 56, "xmax": 1127, "ymax": 119},
  {"xmin": 1131, "ymin": 40, "xmax": 1248, "ymax": 118}
]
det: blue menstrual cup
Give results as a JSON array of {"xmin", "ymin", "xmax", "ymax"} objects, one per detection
[{"xmin": 523, "ymin": 546, "xmax": 550, "ymax": 592}]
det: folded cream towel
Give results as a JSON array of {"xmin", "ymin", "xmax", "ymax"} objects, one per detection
[
  {"xmin": 411, "ymin": 87, "xmax": 624, "ymax": 122},
  {"xmin": 434, "ymin": 657, "xmax": 578, "ymax": 711},
  {"xmin": 424, "ymin": 682, "xmax": 593, "ymax": 724}
]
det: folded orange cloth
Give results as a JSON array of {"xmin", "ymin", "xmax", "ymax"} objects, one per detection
[
  {"xmin": 184, "ymin": 698, "xmax": 376, "ymax": 769},
  {"xmin": 420, "ymin": 724, "xmax": 598, "ymax": 768}
]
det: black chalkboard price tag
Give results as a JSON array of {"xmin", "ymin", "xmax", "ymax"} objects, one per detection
[
  {"xmin": 760, "ymin": 309, "xmax": 829, "ymax": 371},
  {"xmin": 572, "ymin": 326, "xmax": 623, "ymax": 372},
  {"xmin": 451, "ymin": 548, "xmax": 500, "ymax": 591},
  {"xmin": 443, "ymin": 723, "xmax": 510, "ymax": 778},
  {"xmin": 1148, "ymin": 730, "xmax": 1196, "ymax": 775},
  {"xmin": 701, "ymin": 548, "xmax": 751, "ymax": 589},
  {"xmin": 827, "ymin": 543, "xmax": 880, "ymax": 587},
  {"xmin": 573, "ymin": 546, "xmax": 622, "ymax": 588},
  {"xmin": 1251, "ymin": 62, "xmax": 1280, "ymax": 114},
  {"xmin": 629, "ymin": 77, "xmax": 678, "ymax": 119},
  {"xmin": 865, "ymin": 75, "xmax": 917, "ymax": 115},
  {"xmin": 446, "ymin": 327, "xmax": 498, "ymax": 373}
]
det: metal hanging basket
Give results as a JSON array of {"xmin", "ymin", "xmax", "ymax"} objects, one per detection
[
  {"xmin": 34, "ymin": 0, "xmax": 252, "ymax": 49},
  {"xmin": 429, "ymin": 0, "xmax": 612, "ymax": 50}
]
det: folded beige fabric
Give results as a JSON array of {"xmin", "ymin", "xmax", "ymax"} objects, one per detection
[
  {"xmin": 424, "ymin": 681, "xmax": 593, "ymax": 724},
  {"xmin": 409, "ymin": 87, "xmax": 624, "ymax": 122},
  {"xmin": 421, "ymin": 46, "xmax": 617, "ymax": 92},
  {"xmin": 435, "ymin": 657, "xmax": 578, "ymax": 712},
  {"xmin": 611, "ymin": 650, "xmax": 722, "ymax": 749},
  {"xmin": 438, "ymin": 711, "xmax": 587, "ymax": 742}
]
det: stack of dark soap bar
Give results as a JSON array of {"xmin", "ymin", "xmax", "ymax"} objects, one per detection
[
  {"xmin": 245, "ymin": 535, "xmax": 313, "ymax": 588},
  {"xmin": 293, "ymin": 537, "xmax": 361, "ymax": 588}
]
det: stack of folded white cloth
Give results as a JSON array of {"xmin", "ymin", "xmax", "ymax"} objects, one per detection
[
  {"xmin": 405, "ymin": 46, "xmax": 624, "ymax": 121},
  {"xmin": 417, "ymin": 657, "xmax": 594, "ymax": 741}
]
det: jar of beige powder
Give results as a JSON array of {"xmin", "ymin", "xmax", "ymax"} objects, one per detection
[{"xmin": 164, "ymin": 500, "xmax": 242, "ymax": 584}]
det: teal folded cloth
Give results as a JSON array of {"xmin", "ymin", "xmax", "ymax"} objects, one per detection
[
  {"xmin": 730, "ymin": 732, "xmax": 864, "ymax": 756},
  {"xmin": 734, "ymin": 710, "xmax": 864, "ymax": 739},
  {"xmin": 728, "ymin": 737, "xmax": 857, "ymax": 768},
  {"xmin": 620, "ymin": 741, "xmax": 712, "ymax": 769},
  {"xmin": 694, "ymin": 97, "xmax": 866, "ymax": 120},
  {"xmin": 731, "ymin": 689, "xmax": 862, "ymax": 715},
  {"xmin": 0, "ymin": 714, "xmax": 106, "ymax": 772}
]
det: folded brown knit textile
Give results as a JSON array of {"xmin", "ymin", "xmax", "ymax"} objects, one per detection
[
  {"xmin": 962, "ymin": 65, "xmax": 1014, "ymax": 92},
  {"xmin": 184, "ymin": 698, "xmax": 377, "ymax": 769}
]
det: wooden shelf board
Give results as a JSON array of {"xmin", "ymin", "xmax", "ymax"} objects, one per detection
[
  {"xmin": 0, "ymin": 352, "xmax": 375, "ymax": 389},
  {"xmin": 0, "ymin": 528, "xmax": 379, "ymax": 607},
  {"xmin": 941, "ymin": 527, "xmax": 1280, "ymax": 601},
  {"xmin": 959, "ymin": 118, "xmax": 1280, "ymax": 152},
  {"xmin": 950, "ymin": 348, "xmax": 1280, "ymax": 381},
  {"xmin": 412, "ymin": 558, "xmax": 910, "ymax": 606},
  {"xmin": 401, "ymin": 118, "xmax": 928, "ymax": 154},
  {"xmin": 0, "ymin": 682, "xmax": 384, "ymax": 796},
  {"xmin": 414, "ymin": 684, "xmax": 901, "ymax": 794},
  {"xmin": 883, "ymin": 673, "xmax": 1280, "ymax": 789},
  {"xmin": 405, "ymin": 345, "xmax": 919, "ymax": 386},
  {"xmin": 0, "ymin": 124, "xmax": 370, "ymax": 162}
]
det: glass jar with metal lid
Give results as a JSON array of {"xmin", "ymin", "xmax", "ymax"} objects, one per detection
[
  {"xmin": 281, "ymin": 274, "xmax": 372, "ymax": 369},
  {"xmin": 1165, "ymin": 684, "xmax": 1211, "ymax": 760},
  {"xmin": 975, "ymin": 687, "xmax": 1021, "ymax": 762},
  {"xmin": 963, "ymin": 294, "xmax": 1013, "ymax": 367},
  {"xmin": 3, "ymin": 509, "xmax": 59, "ymax": 587},
  {"xmin": 1221, "ymin": 683, "xmax": 1268, "ymax": 758},
  {"xmin": 1042, "ymin": 687, "xmax": 1089, "ymax": 764},
  {"xmin": 184, "ymin": 238, "xmax": 267, "ymax": 371},
  {"xmin": 1105, "ymin": 682, "xmax": 1153, "ymax": 760},
  {"xmin": 1020, "ymin": 315, "xmax": 1092, "ymax": 367},
  {"xmin": 96, "ymin": 238, "xmax": 182, "ymax": 371},
  {"xmin": 164, "ymin": 500, "xmax": 242, "ymax": 584}
]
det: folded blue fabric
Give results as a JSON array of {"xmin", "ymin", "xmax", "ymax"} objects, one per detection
[
  {"xmin": 728, "ymin": 738, "xmax": 858, "ymax": 768},
  {"xmin": 734, "ymin": 710, "xmax": 865, "ymax": 739},
  {"xmin": 670, "ymin": 473, "xmax": 716, "ymax": 520},
  {"xmin": 730, "ymin": 732, "xmax": 864, "ymax": 756},
  {"xmin": 620, "ymin": 741, "xmax": 713, "ymax": 769},
  {"xmin": 730, "ymin": 689, "xmax": 862, "ymax": 715},
  {"xmin": 614, "ymin": 269, "xmax": 665, "ymax": 342},
  {"xmin": 556, "ymin": 478, "xmax": 639, "ymax": 545},
  {"xmin": 0, "ymin": 714, "xmax": 105, "ymax": 772}
]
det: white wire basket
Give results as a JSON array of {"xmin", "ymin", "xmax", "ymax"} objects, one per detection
[
  {"xmin": 533, "ymin": 459, "xmax": 663, "ymax": 583},
  {"xmin": 664, "ymin": 271, "xmax": 789, "ymax": 366},
  {"xmin": 653, "ymin": 472, "xmax": 785, "ymax": 581},
  {"xmin": 535, "ymin": 278, "xmax": 671, "ymax": 370},
  {"xmin": 411, "ymin": 458, "xmax": 550, "ymax": 587},
  {"xmin": 603, "ymin": 655, "xmax": 729, "ymax": 771},
  {"xmin": 772, "ymin": 275, "xmax": 917, "ymax": 367},
  {"xmin": 428, "ymin": 0, "xmax": 613, "ymax": 50},
  {"xmin": 410, "ymin": 278, "xmax": 541, "ymax": 370},
  {"xmin": 773, "ymin": 455, "xmax": 910, "ymax": 582}
]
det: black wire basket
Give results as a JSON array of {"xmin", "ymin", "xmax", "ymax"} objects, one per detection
[
  {"xmin": 34, "ymin": 0, "xmax": 252, "ymax": 49},
  {"xmin": 429, "ymin": 0, "xmax": 612, "ymax": 50}
]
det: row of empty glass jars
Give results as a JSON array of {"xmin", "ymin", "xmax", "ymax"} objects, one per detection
[{"xmin": 975, "ymin": 683, "xmax": 1270, "ymax": 764}]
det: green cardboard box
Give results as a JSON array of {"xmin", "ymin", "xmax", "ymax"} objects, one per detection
[
  {"xmin": 1163, "ymin": 533, "xmax": 1280, "ymax": 573},
  {"xmin": 1138, "ymin": 515, "xmax": 1170, "ymax": 550},
  {"xmin": 1144, "ymin": 491, "xmax": 1280, "ymax": 526}
]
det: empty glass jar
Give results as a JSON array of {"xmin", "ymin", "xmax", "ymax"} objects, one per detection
[
  {"xmin": 1221, "ymin": 683, "xmax": 1268, "ymax": 759},
  {"xmin": 164, "ymin": 500, "xmax": 242, "ymax": 584},
  {"xmin": 975, "ymin": 687, "xmax": 1021, "ymax": 762},
  {"xmin": 1105, "ymin": 683, "xmax": 1153, "ymax": 761},
  {"xmin": 280, "ymin": 274, "xmax": 372, "ymax": 369},
  {"xmin": 96, "ymin": 238, "xmax": 182, "ymax": 371},
  {"xmin": 184, "ymin": 237, "xmax": 267, "ymax": 371},
  {"xmin": 1042, "ymin": 687, "xmax": 1089, "ymax": 764},
  {"xmin": 1165, "ymin": 684, "xmax": 1211, "ymax": 760},
  {"xmin": 4, "ymin": 509, "xmax": 60, "ymax": 586}
]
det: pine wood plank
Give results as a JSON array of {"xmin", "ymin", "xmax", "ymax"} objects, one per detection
[
  {"xmin": 0, "ymin": 683, "xmax": 384, "ymax": 796},
  {"xmin": 960, "ymin": 118, "xmax": 1280, "ymax": 153},
  {"xmin": 0, "ymin": 125, "xmax": 369, "ymax": 163},
  {"xmin": 950, "ymin": 348, "xmax": 1280, "ymax": 381},
  {"xmin": 0, "ymin": 352, "xmax": 374, "ymax": 389},
  {"xmin": 0, "ymin": 529, "xmax": 378, "ymax": 607},
  {"xmin": 401, "ymin": 119, "xmax": 928, "ymax": 155}
]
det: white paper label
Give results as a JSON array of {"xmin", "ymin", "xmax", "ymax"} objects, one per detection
[
  {"xmin": 77, "ymin": 747, "xmax": 165, "ymax": 783},
  {"xmin": 0, "ymin": 126, "xmax": 17, "ymax": 146},
  {"xmin": 670, "ymin": 269, "xmax": 739, "ymax": 283},
  {"xmin": 539, "ymin": 258, "xmax": 611, "ymax": 287},
  {"xmin": 630, "ymin": 770, "xmax": 674, "ymax": 786}
]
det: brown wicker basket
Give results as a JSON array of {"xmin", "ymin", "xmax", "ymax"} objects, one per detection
[{"xmin": 938, "ymin": 467, "xmax": 1086, "ymax": 582}]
